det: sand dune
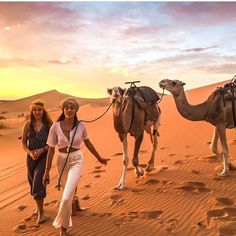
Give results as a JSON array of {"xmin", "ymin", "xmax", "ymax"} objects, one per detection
[
  {"xmin": 1, "ymin": 80, "xmax": 236, "ymax": 236},
  {"xmin": 0, "ymin": 90, "xmax": 110, "ymax": 113}
]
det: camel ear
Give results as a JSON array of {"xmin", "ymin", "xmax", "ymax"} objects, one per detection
[
  {"xmin": 107, "ymin": 88, "xmax": 112, "ymax": 95},
  {"xmin": 182, "ymin": 82, "xmax": 186, "ymax": 86}
]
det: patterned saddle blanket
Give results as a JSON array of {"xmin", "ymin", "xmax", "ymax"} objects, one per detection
[{"xmin": 127, "ymin": 86, "xmax": 160, "ymax": 103}]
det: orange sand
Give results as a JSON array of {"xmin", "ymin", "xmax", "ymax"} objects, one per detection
[{"xmin": 1, "ymin": 81, "xmax": 236, "ymax": 236}]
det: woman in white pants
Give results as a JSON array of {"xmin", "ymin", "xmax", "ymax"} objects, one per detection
[{"xmin": 43, "ymin": 98, "xmax": 109, "ymax": 236}]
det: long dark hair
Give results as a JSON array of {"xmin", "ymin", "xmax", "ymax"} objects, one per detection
[
  {"xmin": 56, "ymin": 112, "xmax": 78, "ymax": 129},
  {"xmin": 30, "ymin": 109, "xmax": 53, "ymax": 132}
]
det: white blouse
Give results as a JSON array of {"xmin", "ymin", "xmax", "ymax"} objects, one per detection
[{"xmin": 47, "ymin": 121, "xmax": 88, "ymax": 149}]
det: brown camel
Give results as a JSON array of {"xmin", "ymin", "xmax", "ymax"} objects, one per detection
[
  {"xmin": 159, "ymin": 79, "xmax": 236, "ymax": 176},
  {"xmin": 107, "ymin": 86, "xmax": 161, "ymax": 189}
]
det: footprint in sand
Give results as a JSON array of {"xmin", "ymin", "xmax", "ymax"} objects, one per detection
[
  {"xmin": 113, "ymin": 210, "xmax": 163, "ymax": 227},
  {"xmin": 98, "ymin": 212, "xmax": 112, "ymax": 218},
  {"xmin": 91, "ymin": 169, "xmax": 106, "ymax": 174},
  {"xmin": 190, "ymin": 169, "xmax": 200, "ymax": 175},
  {"xmin": 185, "ymin": 154, "xmax": 193, "ymax": 158},
  {"xmin": 94, "ymin": 174, "xmax": 101, "ymax": 178},
  {"xmin": 169, "ymin": 153, "xmax": 176, "ymax": 157},
  {"xmin": 82, "ymin": 194, "xmax": 91, "ymax": 201},
  {"xmin": 205, "ymin": 155, "xmax": 219, "ymax": 163},
  {"xmin": 111, "ymin": 152, "xmax": 123, "ymax": 157},
  {"xmin": 174, "ymin": 160, "xmax": 188, "ymax": 165},
  {"xmin": 207, "ymin": 207, "xmax": 236, "ymax": 227},
  {"xmin": 219, "ymin": 222, "xmax": 236, "ymax": 235},
  {"xmin": 197, "ymin": 221, "xmax": 207, "ymax": 229},
  {"xmin": 213, "ymin": 176, "xmax": 225, "ymax": 181},
  {"xmin": 177, "ymin": 182, "xmax": 211, "ymax": 193},
  {"xmin": 161, "ymin": 180, "xmax": 173, "ymax": 186},
  {"xmin": 44, "ymin": 200, "xmax": 58, "ymax": 206},
  {"xmin": 17, "ymin": 205, "xmax": 27, "ymax": 211},
  {"xmin": 94, "ymin": 166, "xmax": 102, "ymax": 169},
  {"xmin": 110, "ymin": 194, "xmax": 126, "ymax": 208},
  {"xmin": 84, "ymin": 184, "xmax": 91, "ymax": 188},
  {"xmin": 13, "ymin": 224, "xmax": 28, "ymax": 233},
  {"xmin": 216, "ymin": 198, "xmax": 234, "ymax": 206},
  {"xmin": 145, "ymin": 179, "xmax": 160, "ymax": 185},
  {"xmin": 14, "ymin": 221, "xmax": 42, "ymax": 233},
  {"xmin": 130, "ymin": 188, "xmax": 145, "ymax": 194},
  {"xmin": 166, "ymin": 219, "xmax": 178, "ymax": 232},
  {"xmin": 139, "ymin": 210, "xmax": 163, "ymax": 220}
]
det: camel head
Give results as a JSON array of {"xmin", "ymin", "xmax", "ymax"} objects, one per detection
[
  {"xmin": 159, "ymin": 79, "xmax": 186, "ymax": 96},
  {"xmin": 107, "ymin": 87, "xmax": 126, "ymax": 103}
]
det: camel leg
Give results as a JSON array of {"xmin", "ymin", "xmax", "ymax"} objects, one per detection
[
  {"xmin": 116, "ymin": 133, "xmax": 129, "ymax": 190},
  {"xmin": 210, "ymin": 127, "xmax": 223, "ymax": 162},
  {"xmin": 217, "ymin": 126, "xmax": 229, "ymax": 177},
  {"xmin": 146, "ymin": 118, "xmax": 159, "ymax": 172},
  {"xmin": 146, "ymin": 129, "xmax": 158, "ymax": 172},
  {"xmin": 132, "ymin": 134, "xmax": 144, "ymax": 177}
]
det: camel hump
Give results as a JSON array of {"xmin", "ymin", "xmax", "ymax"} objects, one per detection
[{"xmin": 127, "ymin": 86, "xmax": 160, "ymax": 103}]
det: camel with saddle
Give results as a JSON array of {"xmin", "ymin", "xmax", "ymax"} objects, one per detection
[
  {"xmin": 107, "ymin": 81, "xmax": 161, "ymax": 190},
  {"xmin": 159, "ymin": 78, "xmax": 236, "ymax": 176}
]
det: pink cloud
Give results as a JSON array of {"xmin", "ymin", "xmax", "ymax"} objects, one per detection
[
  {"xmin": 162, "ymin": 2, "xmax": 236, "ymax": 27},
  {"xmin": 0, "ymin": 3, "xmax": 78, "ymax": 29},
  {"xmin": 196, "ymin": 63, "xmax": 236, "ymax": 74}
]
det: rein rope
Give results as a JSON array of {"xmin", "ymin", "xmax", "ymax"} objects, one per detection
[
  {"xmin": 80, "ymin": 100, "xmax": 114, "ymax": 123},
  {"xmin": 157, "ymin": 88, "xmax": 165, "ymax": 104}
]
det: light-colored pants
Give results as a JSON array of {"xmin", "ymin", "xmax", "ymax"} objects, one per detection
[{"xmin": 53, "ymin": 150, "xmax": 83, "ymax": 229}]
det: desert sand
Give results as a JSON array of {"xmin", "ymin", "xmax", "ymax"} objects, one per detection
[{"xmin": 1, "ymin": 81, "xmax": 236, "ymax": 236}]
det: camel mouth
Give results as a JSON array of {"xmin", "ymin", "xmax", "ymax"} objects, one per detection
[{"xmin": 159, "ymin": 81, "xmax": 167, "ymax": 89}]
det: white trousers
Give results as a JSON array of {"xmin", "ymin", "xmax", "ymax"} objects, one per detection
[{"xmin": 53, "ymin": 150, "xmax": 84, "ymax": 229}]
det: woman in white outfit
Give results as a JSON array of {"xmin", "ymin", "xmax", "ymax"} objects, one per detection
[{"xmin": 43, "ymin": 97, "xmax": 109, "ymax": 236}]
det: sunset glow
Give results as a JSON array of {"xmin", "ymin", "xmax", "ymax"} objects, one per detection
[{"xmin": 1, "ymin": 2, "xmax": 236, "ymax": 99}]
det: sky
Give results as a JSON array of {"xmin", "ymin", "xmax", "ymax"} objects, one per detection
[{"xmin": 1, "ymin": 2, "xmax": 236, "ymax": 100}]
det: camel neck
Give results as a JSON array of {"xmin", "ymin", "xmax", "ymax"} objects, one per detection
[{"xmin": 173, "ymin": 90, "xmax": 208, "ymax": 121}]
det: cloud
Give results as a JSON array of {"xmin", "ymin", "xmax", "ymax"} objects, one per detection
[
  {"xmin": 47, "ymin": 59, "xmax": 71, "ymax": 65},
  {"xmin": 183, "ymin": 45, "xmax": 219, "ymax": 53},
  {"xmin": 161, "ymin": 2, "xmax": 236, "ymax": 27},
  {"xmin": 196, "ymin": 64, "xmax": 236, "ymax": 74}
]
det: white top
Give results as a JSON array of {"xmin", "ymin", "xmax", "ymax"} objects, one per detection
[{"xmin": 47, "ymin": 121, "xmax": 88, "ymax": 149}]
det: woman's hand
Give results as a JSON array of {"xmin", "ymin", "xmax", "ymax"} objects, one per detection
[
  {"xmin": 43, "ymin": 171, "xmax": 50, "ymax": 186},
  {"xmin": 33, "ymin": 148, "xmax": 44, "ymax": 159},
  {"xmin": 28, "ymin": 150, "xmax": 37, "ymax": 160}
]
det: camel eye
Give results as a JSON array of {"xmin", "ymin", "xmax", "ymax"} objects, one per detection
[{"xmin": 172, "ymin": 81, "xmax": 176, "ymax": 86}]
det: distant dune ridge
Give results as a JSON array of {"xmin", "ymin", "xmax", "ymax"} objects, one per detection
[
  {"xmin": 1, "ymin": 79, "xmax": 236, "ymax": 236},
  {"xmin": 0, "ymin": 90, "xmax": 110, "ymax": 113}
]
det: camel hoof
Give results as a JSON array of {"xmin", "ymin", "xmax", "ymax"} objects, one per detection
[
  {"xmin": 135, "ymin": 166, "xmax": 144, "ymax": 177},
  {"xmin": 146, "ymin": 164, "xmax": 154, "ymax": 172},
  {"xmin": 115, "ymin": 184, "xmax": 126, "ymax": 190},
  {"xmin": 219, "ymin": 171, "xmax": 228, "ymax": 177}
]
